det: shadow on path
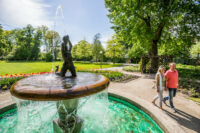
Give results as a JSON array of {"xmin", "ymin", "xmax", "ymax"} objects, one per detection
[{"xmin": 164, "ymin": 108, "xmax": 200, "ymax": 133}]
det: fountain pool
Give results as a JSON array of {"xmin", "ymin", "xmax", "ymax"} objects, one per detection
[{"xmin": 0, "ymin": 92, "xmax": 163, "ymax": 133}]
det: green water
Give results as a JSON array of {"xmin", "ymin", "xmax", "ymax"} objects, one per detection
[{"xmin": 0, "ymin": 93, "xmax": 163, "ymax": 133}]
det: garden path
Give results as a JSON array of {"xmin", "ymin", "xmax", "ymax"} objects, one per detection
[{"xmin": 106, "ymin": 66, "xmax": 200, "ymax": 133}]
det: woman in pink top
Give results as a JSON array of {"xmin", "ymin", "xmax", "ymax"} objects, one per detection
[{"xmin": 163, "ymin": 63, "xmax": 179, "ymax": 113}]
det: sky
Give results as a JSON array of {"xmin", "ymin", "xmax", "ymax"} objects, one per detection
[{"xmin": 0, "ymin": 0, "xmax": 114, "ymax": 47}]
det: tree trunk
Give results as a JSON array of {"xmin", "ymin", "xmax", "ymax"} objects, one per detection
[
  {"xmin": 149, "ymin": 40, "xmax": 159, "ymax": 73},
  {"xmin": 149, "ymin": 22, "xmax": 165, "ymax": 73},
  {"xmin": 140, "ymin": 56, "xmax": 149, "ymax": 73}
]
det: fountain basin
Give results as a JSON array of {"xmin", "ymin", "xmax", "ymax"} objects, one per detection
[
  {"xmin": 10, "ymin": 72, "xmax": 109, "ymax": 101},
  {"xmin": 0, "ymin": 95, "xmax": 164, "ymax": 133}
]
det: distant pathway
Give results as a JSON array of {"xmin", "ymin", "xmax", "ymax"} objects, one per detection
[{"xmin": 105, "ymin": 66, "xmax": 200, "ymax": 133}]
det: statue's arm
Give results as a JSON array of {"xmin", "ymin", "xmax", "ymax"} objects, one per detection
[{"xmin": 69, "ymin": 40, "xmax": 72, "ymax": 51}]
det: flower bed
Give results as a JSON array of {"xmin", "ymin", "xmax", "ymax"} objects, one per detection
[
  {"xmin": 123, "ymin": 66, "xmax": 140, "ymax": 72},
  {"xmin": 0, "ymin": 70, "xmax": 139, "ymax": 92},
  {"xmin": 78, "ymin": 69, "xmax": 139, "ymax": 82}
]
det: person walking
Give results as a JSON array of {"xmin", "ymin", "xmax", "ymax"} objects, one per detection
[
  {"xmin": 152, "ymin": 66, "xmax": 166, "ymax": 110},
  {"xmin": 163, "ymin": 63, "xmax": 179, "ymax": 113}
]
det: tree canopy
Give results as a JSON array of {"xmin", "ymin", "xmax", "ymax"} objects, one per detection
[
  {"xmin": 92, "ymin": 33, "xmax": 104, "ymax": 62},
  {"xmin": 0, "ymin": 24, "xmax": 61, "ymax": 61},
  {"xmin": 72, "ymin": 40, "xmax": 93, "ymax": 60},
  {"xmin": 105, "ymin": 0, "xmax": 200, "ymax": 71},
  {"xmin": 190, "ymin": 42, "xmax": 200, "ymax": 58},
  {"xmin": 105, "ymin": 35, "xmax": 126, "ymax": 63}
]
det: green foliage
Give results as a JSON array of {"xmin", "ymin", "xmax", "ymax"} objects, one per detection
[
  {"xmin": 179, "ymin": 78, "xmax": 200, "ymax": 98},
  {"xmin": 44, "ymin": 52, "xmax": 53, "ymax": 62},
  {"xmin": 72, "ymin": 40, "xmax": 93, "ymax": 60},
  {"xmin": 176, "ymin": 64, "xmax": 200, "ymax": 80},
  {"xmin": 77, "ymin": 69, "xmax": 135, "ymax": 82},
  {"xmin": 128, "ymin": 44, "xmax": 147, "ymax": 58},
  {"xmin": 0, "ymin": 77, "xmax": 24, "ymax": 90},
  {"xmin": 0, "ymin": 26, "xmax": 14, "ymax": 59},
  {"xmin": 0, "ymin": 24, "xmax": 61, "ymax": 61},
  {"xmin": 92, "ymin": 33, "xmax": 104, "ymax": 62},
  {"xmin": 7, "ymin": 25, "xmax": 42, "ymax": 60},
  {"xmin": 123, "ymin": 66, "xmax": 140, "ymax": 72},
  {"xmin": 188, "ymin": 97, "xmax": 200, "ymax": 103},
  {"xmin": 105, "ymin": 35, "xmax": 126, "ymax": 63},
  {"xmin": 45, "ymin": 30, "xmax": 61, "ymax": 60},
  {"xmin": 105, "ymin": 0, "xmax": 200, "ymax": 70},
  {"xmin": 190, "ymin": 42, "xmax": 200, "ymax": 58}
]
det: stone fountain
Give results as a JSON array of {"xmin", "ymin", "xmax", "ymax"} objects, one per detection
[{"xmin": 10, "ymin": 35, "xmax": 109, "ymax": 133}]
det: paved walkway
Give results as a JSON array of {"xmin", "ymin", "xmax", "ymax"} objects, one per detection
[
  {"xmin": 106, "ymin": 66, "xmax": 200, "ymax": 133},
  {"xmin": 0, "ymin": 66, "xmax": 199, "ymax": 133}
]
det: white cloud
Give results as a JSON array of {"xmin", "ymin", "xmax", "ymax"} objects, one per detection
[{"xmin": 0, "ymin": 0, "xmax": 52, "ymax": 28}]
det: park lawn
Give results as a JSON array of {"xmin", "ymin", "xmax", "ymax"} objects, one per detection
[{"xmin": 0, "ymin": 61, "xmax": 122, "ymax": 75}]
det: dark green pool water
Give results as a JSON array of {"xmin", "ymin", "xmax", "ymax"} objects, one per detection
[{"xmin": 0, "ymin": 94, "xmax": 163, "ymax": 133}]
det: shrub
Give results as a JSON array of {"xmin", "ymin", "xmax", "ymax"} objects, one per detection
[
  {"xmin": 123, "ymin": 66, "xmax": 140, "ymax": 72},
  {"xmin": 45, "ymin": 52, "xmax": 53, "ymax": 62},
  {"xmin": 0, "ymin": 77, "xmax": 24, "ymax": 90}
]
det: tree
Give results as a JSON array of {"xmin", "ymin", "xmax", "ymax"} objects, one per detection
[
  {"xmin": 29, "ymin": 29, "xmax": 42, "ymax": 60},
  {"xmin": 72, "ymin": 44, "xmax": 78, "ymax": 59},
  {"xmin": 105, "ymin": 35, "xmax": 125, "ymax": 63},
  {"xmin": 190, "ymin": 42, "xmax": 200, "ymax": 58},
  {"xmin": 128, "ymin": 43, "xmax": 147, "ymax": 59},
  {"xmin": 92, "ymin": 33, "xmax": 104, "ymax": 62},
  {"xmin": 45, "ymin": 30, "xmax": 61, "ymax": 60},
  {"xmin": 0, "ymin": 25, "xmax": 15, "ymax": 59},
  {"xmin": 0, "ymin": 25, "xmax": 7, "ymax": 59},
  {"xmin": 7, "ymin": 25, "xmax": 43, "ymax": 60},
  {"xmin": 38, "ymin": 25, "xmax": 49, "ymax": 52},
  {"xmin": 7, "ymin": 25, "xmax": 35, "ymax": 60},
  {"xmin": 105, "ymin": 0, "xmax": 200, "ymax": 72},
  {"xmin": 72, "ymin": 40, "xmax": 93, "ymax": 60}
]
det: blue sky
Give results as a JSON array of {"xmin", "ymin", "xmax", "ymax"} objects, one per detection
[{"xmin": 0, "ymin": 0, "xmax": 114, "ymax": 46}]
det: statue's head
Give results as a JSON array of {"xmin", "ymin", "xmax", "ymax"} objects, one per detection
[{"xmin": 63, "ymin": 35, "xmax": 69, "ymax": 42}]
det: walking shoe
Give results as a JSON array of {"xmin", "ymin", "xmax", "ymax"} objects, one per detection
[
  {"xmin": 152, "ymin": 100, "xmax": 156, "ymax": 105},
  {"xmin": 171, "ymin": 108, "xmax": 176, "ymax": 113}
]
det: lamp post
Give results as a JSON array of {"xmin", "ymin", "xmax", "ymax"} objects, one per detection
[{"xmin": 99, "ymin": 51, "xmax": 103, "ymax": 69}]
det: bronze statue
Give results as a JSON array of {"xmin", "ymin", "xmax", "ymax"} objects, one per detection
[{"xmin": 57, "ymin": 35, "xmax": 76, "ymax": 77}]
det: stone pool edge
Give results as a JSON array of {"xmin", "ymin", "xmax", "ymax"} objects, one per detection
[
  {"xmin": 0, "ymin": 91, "xmax": 185, "ymax": 133},
  {"xmin": 109, "ymin": 89, "xmax": 185, "ymax": 133}
]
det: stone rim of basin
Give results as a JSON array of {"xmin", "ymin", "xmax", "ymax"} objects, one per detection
[{"xmin": 10, "ymin": 73, "xmax": 110, "ymax": 101}]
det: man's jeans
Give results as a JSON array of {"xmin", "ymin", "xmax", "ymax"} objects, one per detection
[{"xmin": 163, "ymin": 88, "xmax": 177, "ymax": 108}]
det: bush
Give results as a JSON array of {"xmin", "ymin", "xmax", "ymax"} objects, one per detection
[
  {"xmin": 176, "ymin": 64, "xmax": 200, "ymax": 80},
  {"xmin": 179, "ymin": 78, "xmax": 200, "ymax": 98},
  {"xmin": 123, "ymin": 66, "xmax": 140, "ymax": 72},
  {"xmin": 77, "ymin": 69, "xmax": 138, "ymax": 82},
  {"xmin": 0, "ymin": 77, "xmax": 24, "ymax": 91},
  {"xmin": 45, "ymin": 52, "xmax": 53, "ymax": 62}
]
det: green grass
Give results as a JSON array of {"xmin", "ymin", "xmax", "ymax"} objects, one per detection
[
  {"xmin": 188, "ymin": 97, "xmax": 200, "ymax": 103},
  {"xmin": 0, "ymin": 61, "xmax": 122, "ymax": 75}
]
